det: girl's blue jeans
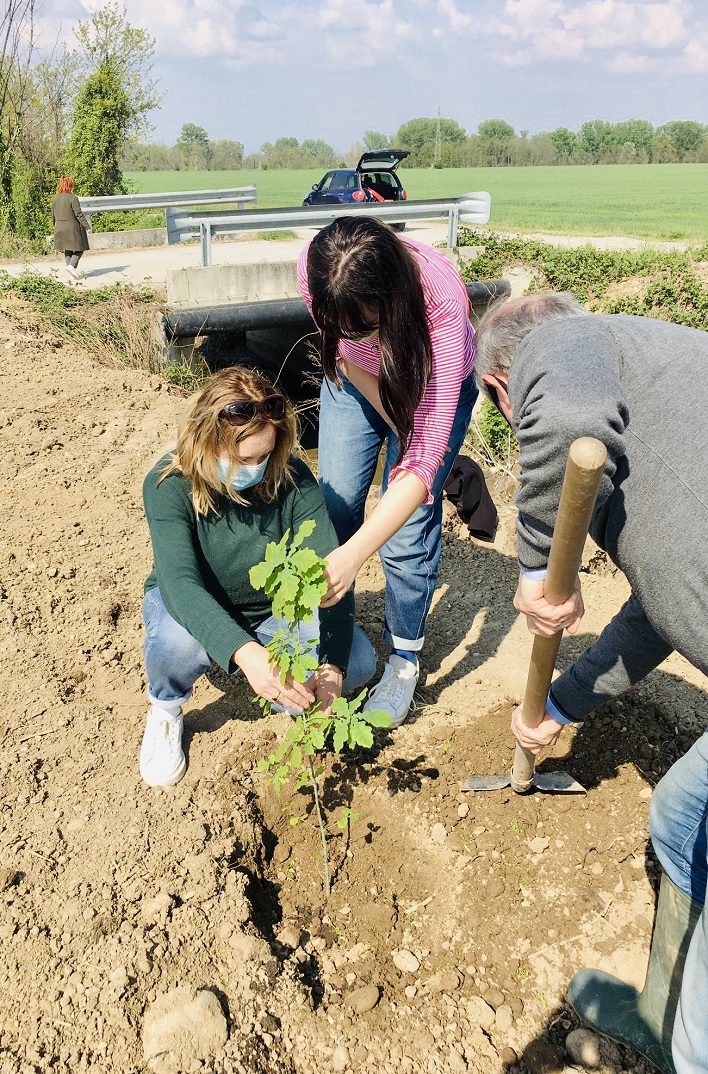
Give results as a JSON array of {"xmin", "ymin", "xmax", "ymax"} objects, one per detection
[
  {"xmin": 317, "ymin": 372, "xmax": 477, "ymax": 651},
  {"xmin": 143, "ymin": 587, "xmax": 377, "ymax": 706},
  {"xmin": 650, "ymin": 729, "xmax": 708, "ymax": 1073}
]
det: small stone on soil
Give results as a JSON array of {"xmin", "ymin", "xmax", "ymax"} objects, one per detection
[
  {"xmin": 345, "ymin": 984, "xmax": 380, "ymax": 1014},
  {"xmin": 392, "ymin": 950, "xmax": 420, "ymax": 974},
  {"xmin": 331, "ymin": 1045, "xmax": 349, "ymax": 1071},
  {"xmin": 564, "ymin": 1028, "xmax": 603, "ymax": 1068},
  {"xmin": 276, "ymin": 925, "xmax": 301, "ymax": 948},
  {"xmin": 424, "ymin": 969, "xmax": 462, "ymax": 993},
  {"xmin": 142, "ymin": 986, "xmax": 228, "ymax": 1072},
  {"xmin": 494, "ymin": 1004, "xmax": 513, "ymax": 1032},
  {"xmin": 466, "ymin": 995, "xmax": 495, "ymax": 1030},
  {"xmin": 481, "ymin": 986, "xmax": 504, "ymax": 1009}
]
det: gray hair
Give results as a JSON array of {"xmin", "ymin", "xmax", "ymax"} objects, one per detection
[{"xmin": 474, "ymin": 292, "xmax": 589, "ymax": 395}]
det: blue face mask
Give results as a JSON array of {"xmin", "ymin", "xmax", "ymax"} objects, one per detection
[{"xmin": 217, "ymin": 455, "xmax": 270, "ymax": 491}]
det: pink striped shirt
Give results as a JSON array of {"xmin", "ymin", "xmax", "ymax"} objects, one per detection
[{"xmin": 298, "ymin": 237, "xmax": 475, "ymax": 502}]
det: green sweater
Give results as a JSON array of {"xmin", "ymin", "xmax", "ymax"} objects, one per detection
[{"xmin": 143, "ymin": 455, "xmax": 354, "ymax": 675}]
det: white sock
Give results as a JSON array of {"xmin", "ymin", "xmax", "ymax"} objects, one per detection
[{"xmin": 149, "ymin": 698, "xmax": 182, "ymax": 718}]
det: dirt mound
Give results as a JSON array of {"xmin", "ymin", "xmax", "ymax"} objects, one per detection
[{"xmin": 0, "ymin": 299, "xmax": 705, "ymax": 1074}]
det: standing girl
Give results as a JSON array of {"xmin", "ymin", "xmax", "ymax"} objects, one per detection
[
  {"xmin": 52, "ymin": 177, "xmax": 91, "ymax": 280},
  {"xmin": 299, "ymin": 216, "xmax": 477, "ymax": 727}
]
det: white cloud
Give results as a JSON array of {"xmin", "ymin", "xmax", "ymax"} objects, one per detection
[
  {"xmin": 437, "ymin": 0, "xmax": 701, "ymax": 71},
  {"xmin": 683, "ymin": 36, "xmax": 708, "ymax": 71},
  {"xmin": 316, "ymin": 0, "xmax": 421, "ymax": 67},
  {"xmin": 607, "ymin": 50, "xmax": 649, "ymax": 71},
  {"xmin": 39, "ymin": 0, "xmax": 426, "ymax": 70}
]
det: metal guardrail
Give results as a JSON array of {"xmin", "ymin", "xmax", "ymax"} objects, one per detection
[
  {"xmin": 166, "ymin": 193, "xmax": 492, "ymax": 266},
  {"xmin": 78, "ymin": 187, "xmax": 257, "ymax": 214}
]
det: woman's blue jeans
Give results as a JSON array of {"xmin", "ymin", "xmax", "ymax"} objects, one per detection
[
  {"xmin": 143, "ymin": 587, "xmax": 377, "ymax": 706},
  {"xmin": 317, "ymin": 373, "xmax": 477, "ymax": 651},
  {"xmin": 650, "ymin": 730, "xmax": 708, "ymax": 1073}
]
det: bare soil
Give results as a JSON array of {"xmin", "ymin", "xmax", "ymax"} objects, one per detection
[{"xmin": 1, "ymin": 296, "xmax": 706, "ymax": 1074}]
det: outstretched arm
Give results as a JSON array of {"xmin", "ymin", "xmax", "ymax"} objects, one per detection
[{"xmin": 321, "ymin": 469, "xmax": 426, "ymax": 605}]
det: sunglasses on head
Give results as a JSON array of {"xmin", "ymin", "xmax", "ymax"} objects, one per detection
[{"xmin": 220, "ymin": 395, "xmax": 286, "ymax": 425}]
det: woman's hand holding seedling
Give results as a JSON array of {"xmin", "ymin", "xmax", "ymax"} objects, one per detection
[
  {"xmin": 321, "ymin": 543, "xmax": 365, "ymax": 606},
  {"xmin": 232, "ymin": 640, "xmax": 315, "ymax": 711}
]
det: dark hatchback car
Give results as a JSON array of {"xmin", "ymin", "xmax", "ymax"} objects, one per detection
[{"xmin": 303, "ymin": 150, "xmax": 410, "ymax": 208}]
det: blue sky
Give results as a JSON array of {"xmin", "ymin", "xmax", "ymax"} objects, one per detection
[{"xmin": 43, "ymin": 1, "xmax": 708, "ymax": 153}]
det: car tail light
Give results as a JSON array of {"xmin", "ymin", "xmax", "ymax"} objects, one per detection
[
  {"xmin": 401, "ymin": 190, "xmax": 407, "ymax": 199},
  {"xmin": 352, "ymin": 190, "xmax": 366, "ymax": 201}
]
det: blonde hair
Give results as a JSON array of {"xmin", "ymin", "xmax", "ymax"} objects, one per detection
[{"xmin": 160, "ymin": 367, "xmax": 297, "ymax": 516}]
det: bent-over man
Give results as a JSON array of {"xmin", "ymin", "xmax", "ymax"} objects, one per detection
[{"xmin": 474, "ymin": 293, "xmax": 708, "ymax": 1074}]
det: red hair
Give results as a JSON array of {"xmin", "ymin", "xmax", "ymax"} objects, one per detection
[{"xmin": 57, "ymin": 176, "xmax": 74, "ymax": 194}]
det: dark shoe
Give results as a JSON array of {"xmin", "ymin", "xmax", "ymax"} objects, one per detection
[{"xmin": 568, "ymin": 873, "xmax": 701, "ymax": 1074}]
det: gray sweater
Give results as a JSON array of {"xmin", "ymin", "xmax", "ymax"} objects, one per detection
[{"xmin": 509, "ymin": 314, "xmax": 708, "ymax": 720}]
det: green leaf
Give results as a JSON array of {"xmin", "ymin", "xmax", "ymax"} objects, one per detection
[
  {"xmin": 292, "ymin": 519, "xmax": 316, "ymax": 547},
  {"xmin": 290, "ymin": 546, "xmax": 323, "ymax": 573},
  {"xmin": 278, "ymin": 651, "xmax": 292, "ymax": 677},
  {"xmin": 249, "ymin": 560, "xmax": 272, "ymax": 590},
  {"xmin": 310, "ymin": 727, "xmax": 326, "ymax": 750},
  {"xmin": 291, "ymin": 653, "xmax": 319, "ymax": 683},
  {"xmin": 330, "ymin": 696, "xmax": 350, "ymax": 717},
  {"xmin": 290, "ymin": 744, "xmax": 302, "ymax": 769},
  {"xmin": 364, "ymin": 709, "xmax": 392, "ymax": 728},
  {"xmin": 273, "ymin": 740, "xmax": 289, "ymax": 763},
  {"xmin": 332, "ymin": 724, "xmax": 347, "ymax": 753},
  {"xmin": 300, "ymin": 579, "xmax": 328, "ymax": 610},
  {"xmin": 351, "ymin": 722, "xmax": 374, "ymax": 749}
]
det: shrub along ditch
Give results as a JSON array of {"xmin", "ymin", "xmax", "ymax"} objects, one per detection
[
  {"xmin": 460, "ymin": 230, "xmax": 708, "ymax": 462},
  {"xmin": 0, "ymin": 271, "xmax": 176, "ymax": 379}
]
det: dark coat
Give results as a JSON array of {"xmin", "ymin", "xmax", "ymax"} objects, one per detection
[{"xmin": 52, "ymin": 193, "xmax": 90, "ymax": 253}]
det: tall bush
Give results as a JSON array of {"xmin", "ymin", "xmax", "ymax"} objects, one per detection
[{"xmin": 64, "ymin": 64, "xmax": 131, "ymax": 197}]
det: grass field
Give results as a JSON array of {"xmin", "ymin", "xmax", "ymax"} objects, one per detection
[{"xmin": 125, "ymin": 164, "xmax": 708, "ymax": 241}]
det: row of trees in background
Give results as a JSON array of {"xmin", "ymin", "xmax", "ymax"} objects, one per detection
[
  {"xmin": 127, "ymin": 117, "xmax": 708, "ymax": 173},
  {"xmin": 2, "ymin": 0, "xmax": 706, "ymax": 240},
  {"xmin": 1, "ymin": 2, "xmax": 158, "ymax": 238}
]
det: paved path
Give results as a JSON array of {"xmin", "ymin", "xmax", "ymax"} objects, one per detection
[
  {"xmin": 0, "ymin": 222, "xmax": 452, "ymax": 291},
  {"xmin": 0, "ymin": 224, "xmax": 689, "ymax": 293}
]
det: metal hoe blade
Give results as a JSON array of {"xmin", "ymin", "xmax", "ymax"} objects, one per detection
[{"xmin": 460, "ymin": 770, "xmax": 585, "ymax": 794}]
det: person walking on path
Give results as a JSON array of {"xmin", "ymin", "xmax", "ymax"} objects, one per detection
[
  {"xmin": 298, "ymin": 216, "xmax": 477, "ymax": 728},
  {"xmin": 140, "ymin": 366, "xmax": 376, "ymax": 789},
  {"xmin": 51, "ymin": 176, "xmax": 91, "ymax": 280},
  {"xmin": 473, "ymin": 291, "xmax": 708, "ymax": 1074}
]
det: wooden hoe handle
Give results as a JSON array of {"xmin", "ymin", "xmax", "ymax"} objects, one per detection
[{"xmin": 510, "ymin": 437, "xmax": 608, "ymax": 794}]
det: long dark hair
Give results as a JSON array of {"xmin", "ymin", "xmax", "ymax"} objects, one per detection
[{"xmin": 307, "ymin": 216, "xmax": 433, "ymax": 463}]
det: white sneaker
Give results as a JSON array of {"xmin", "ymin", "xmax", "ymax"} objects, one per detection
[
  {"xmin": 363, "ymin": 655, "xmax": 419, "ymax": 728},
  {"xmin": 139, "ymin": 706, "xmax": 186, "ymax": 787},
  {"xmin": 66, "ymin": 265, "xmax": 81, "ymax": 280}
]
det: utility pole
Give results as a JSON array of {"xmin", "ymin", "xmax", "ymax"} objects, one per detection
[{"xmin": 434, "ymin": 106, "xmax": 442, "ymax": 166}]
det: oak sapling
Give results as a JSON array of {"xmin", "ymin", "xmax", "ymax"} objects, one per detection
[{"xmin": 249, "ymin": 520, "xmax": 390, "ymax": 896}]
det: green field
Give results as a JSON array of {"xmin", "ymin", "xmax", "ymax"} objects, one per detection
[{"xmin": 125, "ymin": 164, "xmax": 708, "ymax": 241}]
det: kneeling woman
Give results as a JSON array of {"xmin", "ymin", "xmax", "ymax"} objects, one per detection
[{"xmin": 140, "ymin": 367, "xmax": 376, "ymax": 788}]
